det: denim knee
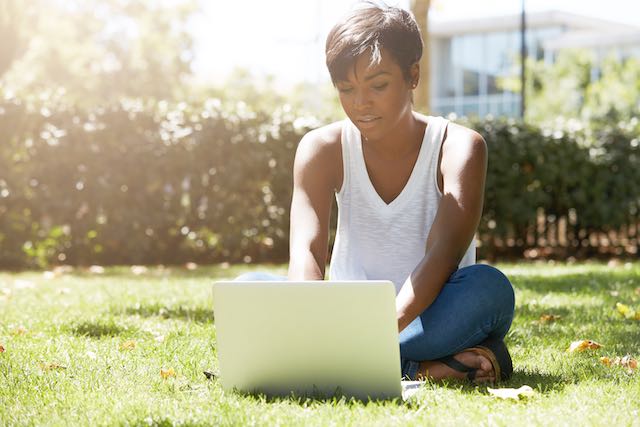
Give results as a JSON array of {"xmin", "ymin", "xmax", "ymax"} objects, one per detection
[
  {"xmin": 469, "ymin": 264, "xmax": 514, "ymax": 307},
  {"xmin": 466, "ymin": 264, "xmax": 515, "ymax": 325}
]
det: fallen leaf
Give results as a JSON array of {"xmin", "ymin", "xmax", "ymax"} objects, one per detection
[
  {"xmin": 130, "ymin": 265, "xmax": 148, "ymax": 275},
  {"xmin": 539, "ymin": 314, "xmax": 561, "ymax": 323},
  {"xmin": 40, "ymin": 362, "xmax": 66, "ymax": 371},
  {"xmin": 89, "ymin": 265, "xmax": 105, "ymax": 274},
  {"xmin": 616, "ymin": 303, "xmax": 631, "ymax": 316},
  {"xmin": 43, "ymin": 271, "xmax": 57, "ymax": 280},
  {"xmin": 621, "ymin": 355, "xmax": 638, "ymax": 371},
  {"xmin": 160, "ymin": 368, "xmax": 176, "ymax": 379},
  {"xmin": 487, "ymin": 385, "xmax": 535, "ymax": 400},
  {"xmin": 14, "ymin": 279, "xmax": 35, "ymax": 289},
  {"xmin": 119, "ymin": 340, "xmax": 137, "ymax": 351},
  {"xmin": 567, "ymin": 339, "xmax": 602, "ymax": 352},
  {"xmin": 0, "ymin": 344, "xmax": 5, "ymax": 353},
  {"xmin": 185, "ymin": 262, "xmax": 198, "ymax": 270},
  {"xmin": 616, "ymin": 302, "xmax": 639, "ymax": 320},
  {"xmin": 53, "ymin": 265, "xmax": 74, "ymax": 275},
  {"xmin": 607, "ymin": 259, "xmax": 621, "ymax": 268},
  {"xmin": 12, "ymin": 325, "xmax": 28, "ymax": 336},
  {"xmin": 155, "ymin": 265, "xmax": 171, "ymax": 275},
  {"xmin": 601, "ymin": 355, "xmax": 637, "ymax": 372}
]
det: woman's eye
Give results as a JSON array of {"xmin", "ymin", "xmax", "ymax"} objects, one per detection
[
  {"xmin": 338, "ymin": 87, "xmax": 353, "ymax": 94},
  {"xmin": 372, "ymin": 83, "xmax": 388, "ymax": 91}
]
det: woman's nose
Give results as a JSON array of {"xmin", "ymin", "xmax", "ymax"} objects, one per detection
[{"xmin": 353, "ymin": 89, "xmax": 371, "ymax": 109}]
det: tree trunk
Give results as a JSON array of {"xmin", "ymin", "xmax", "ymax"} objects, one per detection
[{"xmin": 411, "ymin": 0, "xmax": 431, "ymax": 114}]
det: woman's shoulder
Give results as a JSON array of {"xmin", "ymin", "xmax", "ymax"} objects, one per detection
[
  {"xmin": 296, "ymin": 121, "xmax": 343, "ymax": 164},
  {"xmin": 439, "ymin": 119, "xmax": 487, "ymax": 171},
  {"xmin": 294, "ymin": 121, "xmax": 344, "ymax": 191},
  {"xmin": 300, "ymin": 120, "xmax": 343, "ymax": 148},
  {"xmin": 445, "ymin": 121, "xmax": 485, "ymax": 147},
  {"xmin": 415, "ymin": 112, "xmax": 483, "ymax": 143}
]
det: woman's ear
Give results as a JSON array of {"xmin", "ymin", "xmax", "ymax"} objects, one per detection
[{"xmin": 410, "ymin": 62, "xmax": 420, "ymax": 88}]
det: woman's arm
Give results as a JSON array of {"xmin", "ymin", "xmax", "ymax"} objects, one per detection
[
  {"xmin": 287, "ymin": 125, "xmax": 342, "ymax": 281},
  {"xmin": 396, "ymin": 123, "xmax": 488, "ymax": 332}
]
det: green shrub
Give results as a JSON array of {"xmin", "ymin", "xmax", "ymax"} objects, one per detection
[
  {"xmin": 466, "ymin": 116, "xmax": 639, "ymax": 257},
  {"xmin": 0, "ymin": 98, "xmax": 638, "ymax": 268},
  {"xmin": 0, "ymin": 98, "xmax": 313, "ymax": 267}
]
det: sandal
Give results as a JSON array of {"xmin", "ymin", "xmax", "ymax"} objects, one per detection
[{"xmin": 436, "ymin": 337, "xmax": 513, "ymax": 382}]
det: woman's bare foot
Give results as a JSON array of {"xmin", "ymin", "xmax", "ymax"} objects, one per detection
[{"xmin": 417, "ymin": 350, "xmax": 496, "ymax": 383}]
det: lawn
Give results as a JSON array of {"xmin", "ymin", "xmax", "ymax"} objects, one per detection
[{"xmin": 1, "ymin": 262, "xmax": 639, "ymax": 426}]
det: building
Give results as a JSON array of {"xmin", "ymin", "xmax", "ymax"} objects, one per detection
[{"xmin": 429, "ymin": 10, "xmax": 640, "ymax": 118}]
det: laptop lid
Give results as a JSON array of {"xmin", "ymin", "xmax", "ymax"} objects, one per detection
[{"xmin": 212, "ymin": 280, "xmax": 402, "ymax": 400}]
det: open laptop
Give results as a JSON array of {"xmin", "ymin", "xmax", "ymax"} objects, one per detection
[{"xmin": 212, "ymin": 280, "xmax": 402, "ymax": 400}]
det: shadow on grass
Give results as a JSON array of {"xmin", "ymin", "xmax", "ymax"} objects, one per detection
[
  {"xmin": 514, "ymin": 305, "xmax": 573, "ymax": 321},
  {"xmin": 115, "ymin": 303, "xmax": 214, "ymax": 324},
  {"xmin": 217, "ymin": 369, "xmax": 568, "ymax": 406},
  {"xmin": 68, "ymin": 320, "xmax": 136, "ymax": 338},
  {"xmin": 237, "ymin": 389, "xmax": 405, "ymax": 406},
  {"xmin": 420, "ymin": 368, "xmax": 568, "ymax": 396},
  {"xmin": 510, "ymin": 369, "xmax": 567, "ymax": 393}
]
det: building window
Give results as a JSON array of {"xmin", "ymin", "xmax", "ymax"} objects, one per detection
[{"xmin": 433, "ymin": 26, "xmax": 565, "ymax": 117}]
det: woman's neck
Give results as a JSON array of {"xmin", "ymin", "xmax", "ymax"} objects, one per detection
[{"xmin": 364, "ymin": 111, "xmax": 425, "ymax": 159}]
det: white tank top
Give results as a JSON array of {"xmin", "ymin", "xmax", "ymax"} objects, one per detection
[{"xmin": 329, "ymin": 116, "xmax": 476, "ymax": 294}]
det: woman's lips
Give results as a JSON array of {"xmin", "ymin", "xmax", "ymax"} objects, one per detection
[{"xmin": 357, "ymin": 116, "xmax": 381, "ymax": 129}]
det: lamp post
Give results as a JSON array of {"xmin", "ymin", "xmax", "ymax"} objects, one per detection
[{"xmin": 520, "ymin": 0, "xmax": 527, "ymax": 119}]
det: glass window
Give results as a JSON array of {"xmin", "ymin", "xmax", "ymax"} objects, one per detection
[
  {"xmin": 485, "ymin": 31, "xmax": 519, "ymax": 95},
  {"xmin": 434, "ymin": 25, "xmax": 564, "ymax": 118},
  {"xmin": 451, "ymin": 34, "xmax": 484, "ymax": 96},
  {"xmin": 463, "ymin": 69, "xmax": 480, "ymax": 96},
  {"xmin": 464, "ymin": 35, "xmax": 483, "ymax": 96}
]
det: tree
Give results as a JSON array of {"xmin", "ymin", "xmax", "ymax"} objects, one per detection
[
  {"xmin": 500, "ymin": 49, "xmax": 640, "ymax": 126},
  {"xmin": 411, "ymin": 0, "xmax": 431, "ymax": 114},
  {"xmin": 0, "ymin": 0, "xmax": 198, "ymax": 106},
  {"xmin": 0, "ymin": 0, "xmax": 33, "ymax": 77},
  {"xmin": 583, "ymin": 55, "xmax": 640, "ymax": 124}
]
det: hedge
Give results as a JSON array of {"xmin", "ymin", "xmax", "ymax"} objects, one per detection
[
  {"xmin": 0, "ymin": 97, "xmax": 638, "ymax": 268},
  {"xmin": 471, "ymin": 117, "xmax": 640, "ymax": 257}
]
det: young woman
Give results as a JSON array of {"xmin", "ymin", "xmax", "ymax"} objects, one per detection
[{"xmin": 238, "ymin": 4, "xmax": 515, "ymax": 382}]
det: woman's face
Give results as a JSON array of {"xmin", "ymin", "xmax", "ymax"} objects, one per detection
[{"xmin": 335, "ymin": 48, "xmax": 416, "ymax": 142}]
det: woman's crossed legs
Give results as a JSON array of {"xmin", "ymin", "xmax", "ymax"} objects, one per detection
[{"xmin": 399, "ymin": 264, "xmax": 515, "ymax": 381}]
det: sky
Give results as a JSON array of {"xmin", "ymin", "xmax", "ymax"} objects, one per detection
[{"xmin": 189, "ymin": 0, "xmax": 640, "ymax": 87}]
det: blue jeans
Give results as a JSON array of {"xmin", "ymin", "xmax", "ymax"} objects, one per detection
[{"xmin": 233, "ymin": 264, "xmax": 515, "ymax": 380}]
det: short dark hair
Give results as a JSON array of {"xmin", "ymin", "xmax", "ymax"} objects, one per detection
[{"xmin": 325, "ymin": 3, "xmax": 423, "ymax": 84}]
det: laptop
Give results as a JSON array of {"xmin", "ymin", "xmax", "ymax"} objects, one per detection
[{"xmin": 212, "ymin": 280, "xmax": 403, "ymax": 400}]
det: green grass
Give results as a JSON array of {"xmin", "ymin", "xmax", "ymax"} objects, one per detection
[{"xmin": 1, "ymin": 262, "xmax": 639, "ymax": 426}]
